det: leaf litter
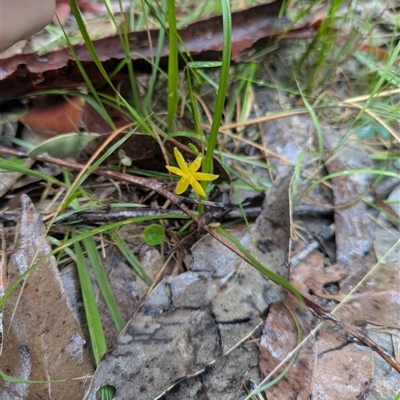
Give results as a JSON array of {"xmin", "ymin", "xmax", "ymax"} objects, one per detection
[
  {"xmin": 0, "ymin": 0, "xmax": 399, "ymax": 398},
  {"xmin": 83, "ymin": 172, "xmax": 292, "ymax": 399},
  {"xmin": 253, "ymin": 87, "xmax": 400, "ymax": 398}
]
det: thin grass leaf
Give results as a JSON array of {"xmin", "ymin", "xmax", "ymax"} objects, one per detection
[
  {"xmin": 48, "ymin": 235, "xmax": 75, "ymax": 264},
  {"xmin": 187, "ymin": 62, "xmax": 223, "ymax": 69},
  {"xmin": 220, "ymin": 151, "xmax": 274, "ymax": 169},
  {"xmin": 167, "ymin": 0, "xmax": 179, "ymax": 131},
  {"xmin": 296, "ymin": 84, "xmax": 324, "ymax": 164},
  {"xmin": 0, "ymin": 157, "xmax": 63, "ymax": 186},
  {"xmin": 105, "ymin": 0, "xmax": 142, "ymax": 114},
  {"xmin": 62, "ymin": 170, "xmax": 119, "ymax": 400},
  {"xmin": 166, "ymin": 130, "xmax": 202, "ymax": 141},
  {"xmin": 83, "ymin": 236, "xmax": 125, "ymax": 332},
  {"xmin": 74, "ymin": 241, "xmax": 107, "ymax": 365},
  {"xmin": 223, "ymin": 164, "xmax": 269, "ymax": 192},
  {"xmin": 201, "ymin": 0, "xmax": 232, "ymax": 199},
  {"xmin": 243, "ymin": 306, "xmax": 302, "ymax": 398},
  {"xmin": 224, "ymin": 63, "xmax": 255, "ymax": 125},
  {"xmin": 186, "ymin": 68, "xmax": 202, "ymax": 141},
  {"xmin": 108, "ymin": 229, "xmax": 152, "ymax": 286},
  {"xmin": 240, "ymin": 63, "xmax": 257, "ymax": 122},
  {"xmin": 69, "ymin": 0, "xmax": 114, "ymax": 88},
  {"xmin": 354, "ymin": 51, "xmax": 400, "ymax": 88},
  {"xmin": 292, "ymin": 150, "xmax": 308, "ymax": 207},
  {"xmin": 64, "ymin": 129, "xmax": 137, "ymax": 206},
  {"xmin": 74, "ymin": 242, "xmax": 115, "ymax": 400},
  {"xmin": 57, "ymin": 11, "xmax": 115, "ymax": 130},
  {"xmin": 69, "ymin": 0, "xmax": 155, "ymax": 137},
  {"xmin": 355, "ymin": 39, "xmax": 400, "ymax": 120},
  {"xmin": 216, "ymin": 226, "xmax": 304, "ymax": 308},
  {"xmin": 143, "ymin": 2, "xmax": 167, "ymax": 112},
  {"xmin": 0, "ymin": 370, "xmax": 66, "ymax": 384}
]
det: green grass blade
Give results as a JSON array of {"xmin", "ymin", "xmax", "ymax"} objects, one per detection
[
  {"xmin": 83, "ymin": 236, "xmax": 125, "ymax": 332},
  {"xmin": 296, "ymin": 85, "xmax": 324, "ymax": 164},
  {"xmin": 108, "ymin": 229, "xmax": 152, "ymax": 286},
  {"xmin": 355, "ymin": 39, "xmax": 400, "ymax": 119},
  {"xmin": 105, "ymin": 0, "xmax": 142, "ymax": 114},
  {"xmin": 216, "ymin": 226, "xmax": 304, "ymax": 308},
  {"xmin": 74, "ymin": 241, "xmax": 107, "ymax": 365},
  {"xmin": 186, "ymin": 68, "xmax": 202, "ymax": 140},
  {"xmin": 0, "ymin": 157, "xmax": 63, "ymax": 186},
  {"xmin": 69, "ymin": 0, "xmax": 155, "ymax": 137},
  {"xmin": 56, "ymin": 10, "xmax": 115, "ymax": 130},
  {"xmin": 202, "ymin": 0, "xmax": 232, "ymax": 192},
  {"xmin": 74, "ymin": 241, "xmax": 115, "ymax": 400},
  {"xmin": 0, "ymin": 370, "xmax": 68, "ymax": 384},
  {"xmin": 167, "ymin": 0, "xmax": 179, "ymax": 131},
  {"xmin": 143, "ymin": 7, "xmax": 167, "ymax": 112},
  {"xmin": 243, "ymin": 307, "xmax": 302, "ymax": 398},
  {"xmin": 64, "ymin": 129, "xmax": 136, "ymax": 206}
]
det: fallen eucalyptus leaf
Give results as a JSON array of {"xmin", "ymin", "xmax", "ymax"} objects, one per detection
[{"xmin": 0, "ymin": 195, "xmax": 93, "ymax": 399}]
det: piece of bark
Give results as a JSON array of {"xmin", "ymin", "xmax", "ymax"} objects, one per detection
[
  {"xmin": 0, "ymin": 195, "xmax": 93, "ymax": 399},
  {"xmin": 324, "ymin": 130, "xmax": 377, "ymax": 286}
]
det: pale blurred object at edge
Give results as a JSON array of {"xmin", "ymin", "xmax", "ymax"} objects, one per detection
[{"xmin": 0, "ymin": 0, "xmax": 55, "ymax": 51}]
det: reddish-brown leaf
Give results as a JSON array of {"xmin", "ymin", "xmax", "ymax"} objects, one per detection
[{"xmin": 20, "ymin": 95, "xmax": 84, "ymax": 138}]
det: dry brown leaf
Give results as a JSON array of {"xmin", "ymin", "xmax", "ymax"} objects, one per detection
[
  {"xmin": 290, "ymin": 246, "xmax": 347, "ymax": 296},
  {"xmin": 260, "ymin": 300, "xmax": 374, "ymax": 400},
  {"xmin": 0, "ymin": 195, "xmax": 93, "ymax": 399},
  {"xmin": 20, "ymin": 95, "xmax": 84, "ymax": 138}
]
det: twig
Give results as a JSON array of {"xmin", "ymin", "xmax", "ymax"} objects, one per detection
[
  {"xmin": 0, "ymin": 146, "xmax": 224, "ymax": 211},
  {"xmin": 303, "ymin": 296, "xmax": 400, "ymax": 373},
  {"xmin": 290, "ymin": 223, "xmax": 335, "ymax": 267},
  {"xmin": 53, "ymin": 209, "xmax": 191, "ymax": 224}
]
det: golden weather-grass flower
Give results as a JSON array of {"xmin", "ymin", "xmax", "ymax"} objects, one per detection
[{"xmin": 166, "ymin": 147, "xmax": 219, "ymax": 197}]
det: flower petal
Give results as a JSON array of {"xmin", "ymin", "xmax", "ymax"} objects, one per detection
[
  {"xmin": 174, "ymin": 147, "xmax": 189, "ymax": 173},
  {"xmin": 166, "ymin": 165, "xmax": 185, "ymax": 177},
  {"xmin": 188, "ymin": 154, "xmax": 202, "ymax": 173},
  {"xmin": 176, "ymin": 177, "xmax": 190, "ymax": 194},
  {"xmin": 192, "ymin": 172, "xmax": 219, "ymax": 181},
  {"xmin": 190, "ymin": 179, "xmax": 206, "ymax": 197}
]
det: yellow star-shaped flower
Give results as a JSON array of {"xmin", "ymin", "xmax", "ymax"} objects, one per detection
[{"xmin": 166, "ymin": 147, "xmax": 219, "ymax": 197}]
